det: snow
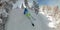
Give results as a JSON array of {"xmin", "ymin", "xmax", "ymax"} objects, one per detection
[
  {"xmin": 5, "ymin": 8, "xmax": 35, "ymax": 30},
  {"xmin": 5, "ymin": 8, "xmax": 53, "ymax": 30},
  {"xmin": 48, "ymin": 22, "xmax": 56, "ymax": 28}
]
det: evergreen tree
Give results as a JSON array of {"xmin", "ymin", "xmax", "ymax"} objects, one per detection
[
  {"xmin": 21, "ymin": 3, "xmax": 24, "ymax": 9},
  {"xmin": 24, "ymin": 0, "xmax": 30, "ymax": 8},
  {"xmin": 33, "ymin": 1, "xmax": 39, "ymax": 10},
  {"xmin": 24, "ymin": 0, "xmax": 28, "ymax": 7},
  {"xmin": 33, "ymin": 1, "xmax": 39, "ymax": 14}
]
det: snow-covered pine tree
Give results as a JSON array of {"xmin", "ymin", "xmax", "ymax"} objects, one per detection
[
  {"xmin": 24, "ymin": 0, "xmax": 30, "ymax": 8},
  {"xmin": 24, "ymin": 0, "xmax": 28, "ymax": 7},
  {"xmin": 21, "ymin": 3, "xmax": 24, "ymax": 9},
  {"xmin": 33, "ymin": 1, "xmax": 39, "ymax": 15}
]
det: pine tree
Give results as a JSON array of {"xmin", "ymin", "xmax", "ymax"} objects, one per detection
[
  {"xmin": 33, "ymin": 1, "xmax": 39, "ymax": 10},
  {"xmin": 24, "ymin": 0, "xmax": 28, "ymax": 7},
  {"xmin": 33, "ymin": 1, "xmax": 39, "ymax": 14},
  {"xmin": 24, "ymin": 0, "xmax": 30, "ymax": 8},
  {"xmin": 21, "ymin": 3, "xmax": 24, "ymax": 9}
]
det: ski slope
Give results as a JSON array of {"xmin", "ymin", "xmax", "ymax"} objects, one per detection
[{"xmin": 5, "ymin": 8, "xmax": 53, "ymax": 30}]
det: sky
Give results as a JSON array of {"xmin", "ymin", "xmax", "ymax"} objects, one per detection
[{"xmin": 38, "ymin": 0, "xmax": 60, "ymax": 6}]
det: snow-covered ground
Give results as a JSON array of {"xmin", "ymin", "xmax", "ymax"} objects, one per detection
[{"xmin": 5, "ymin": 7, "xmax": 53, "ymax": 30}]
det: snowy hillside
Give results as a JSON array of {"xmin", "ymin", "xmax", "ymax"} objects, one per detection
[{"xmin": 5, "ymin": 7, "xmax": 55, "ymax": 30}]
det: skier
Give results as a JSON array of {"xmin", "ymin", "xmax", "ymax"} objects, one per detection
[
  {"xmin": 24, "ymin": 8, "xmax": 36, "ymax": 20},
  {"xmin": 24, "ymin": 8, "xmax": 30, "ymax": 19},
  {"xmin": 24, "ymin": 8, "xmax": 35, "ymax": 27}
]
